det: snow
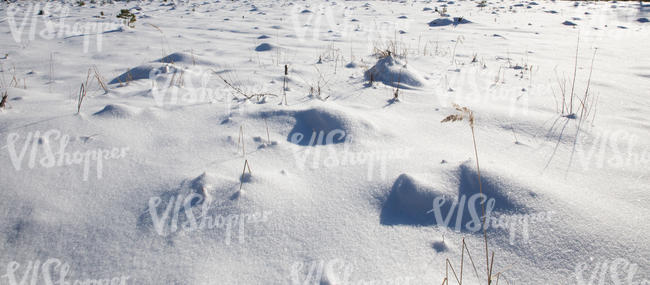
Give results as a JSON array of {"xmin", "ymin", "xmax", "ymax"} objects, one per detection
[
  {"xmin": 0, "ymin": 0, "xmax": 649, "ymax": 284},
  {"xmin": 365, "ymin": 55, "xmax": 427, "ymax": 89}
]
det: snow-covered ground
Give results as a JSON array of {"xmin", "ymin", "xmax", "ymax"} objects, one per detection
[{"xmin": 1, "ymin": 0, "xmax": 649, "ymax": 284}]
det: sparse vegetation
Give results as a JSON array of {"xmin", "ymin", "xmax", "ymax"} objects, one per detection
[
  {"xmin": 301, "ymin": 65, "xmax": 331, "ymax": 102},
  {"xmin": 373, "ymin": 40, "xmax": 408, "ymax": 60},
  {"xmin": 214, "ymin": 70, "xmax": 279, "ymax": 101},
  {"xmin": 551, "ymin": 35, "xmax": 598, "ymax": 121},
  {"xmin": 117, "ymin": 9, "xmax": 136, "ymax": 28}
]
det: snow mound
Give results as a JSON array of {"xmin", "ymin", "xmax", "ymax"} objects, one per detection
[
  {"xmin": 428, "ymin": 17, "xmax": 472, "ymax": 27},
  {"xmin": 92, "ymin": 104, "xmax": 140, "ymax": 118},
  {"xmin": 109, "ymin": 52, "xmax": 212, "ymax": 84},
  {"xmin": 381, "ymin": 163, "xmax": 535, "ymax": 231},
  {"xmin": 454, "ymin": 163, "xmax": 530, "ymax": 215},
  {"xmin": 258, "ymin": 105, "xmax": 376, "ymax": 146},
  {"xmin": 380, "ymin": 174, "xmax": 452, "ymax": 225},
  {"xmin": 109, "ymin": 65, "xmax": 161, "ymax": 84},
  {"xmin": 137, "ymin": 172, "xmax": 239, "ymax": 235},
  {"xmin": 364, "ymin": 55, "xmax": 426, "ymax": 89},
  {"xmin": 288, "ymin": 107, "xmax": 376, "ymax": 146},
  {"xmin": 156, "ymin": 52, "xmax": 204, "ymax": 65},
  {"xmin": 255, "ymin": 43, "xmax": 274, "ymax": 52}
]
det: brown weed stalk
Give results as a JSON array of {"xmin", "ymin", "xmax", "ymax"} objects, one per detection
[{"xmin": 441, "ymin": 104, "xmax": 496, "ymax": 284}]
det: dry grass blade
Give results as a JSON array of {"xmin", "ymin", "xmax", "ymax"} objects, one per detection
[
  {"xmin": 440, "ymin": 104, "xmax": 474, "ymax": 127},
  {"xmin": 213, "ymin": 69, "xmax": 278, "ymax": 100},
  {"xmin": 569, "ymin": 33, "xmax": 579, "ymax": 115},
  {"xmin": 77, "ymin": 83, "xmax": 86, "ymax": 114},
  {"xmin": 445, "ymin": 258, "xmax": 461, "ymax": 285},
  {"xmin": 282, "ymin": 64, "xmax": 288, "ymax": 105},
  {"xmin": 441, "ymin": 104, "xmax": 492, "ymax": 284},
  {"xmin": 239, "ymin": 159, "xmax": 252, "ymax": 192},
  {"xmin": 0, "ymin": 91, "xmax": 8, "ymax": 109},
  {"xmin": 93, "ymin": 66, "xmax": 108, "ymax": 93}
]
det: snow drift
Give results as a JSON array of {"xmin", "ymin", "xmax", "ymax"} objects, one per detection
[{"xmin": 364, "ymin": 55, "xmax": 427, "ymax": 89}]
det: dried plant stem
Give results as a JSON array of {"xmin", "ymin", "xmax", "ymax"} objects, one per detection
[
  {"xmin": 441, "ymin": 104, "xmax": 494, "ymax": 284},
  {"xmin": 239, "ymin": 159, "xmax": 252, "ymax": 192},
  {"xmin": 92, "ymin": 66, "xmax": 108, "ymax": 93},
  {"xmin": 579, "ymin": 48, "xmax": 597, "ymax": 119},
  {"xmin": 0, "ymin": 91, "xmax": 7, "ymax": 109},
  {"xmin": 282, "ymin": 64, "xmax": 288, "ymax": 105},
  {"xmin": 213, "ymin": 70, "xmax": 278, "ymax": 100},
  {"xmin": 77, "ymin": 83, "xmax": 86, "ymax": 114},
  {"xmin": 470, "ymin": 124, "xmax": 491, "ymax": 284},
  {"xmin": 569, "ymin": 33, "xmax": 579, "ymax": 115}
]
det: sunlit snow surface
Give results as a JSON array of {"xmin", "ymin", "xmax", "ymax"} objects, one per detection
[{"xmin": 0, "ymin": 0, "xmax": 649, "ymax": 284}]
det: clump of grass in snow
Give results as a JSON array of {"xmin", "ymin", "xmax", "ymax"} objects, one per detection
[
  {"xmin": 373, "ymin": 39, "xmax": 408, "ymax": 60},
  {"xmin": 117, "ymin": 9, "xmax": 136, "ymax": 28},
  {"xmin": 77, "ymin": 67, "xmax": 110, "ymax": 113},
  {"xmin": 551, "ymin": 34, "xmax": 598, "ymax": 121}
]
